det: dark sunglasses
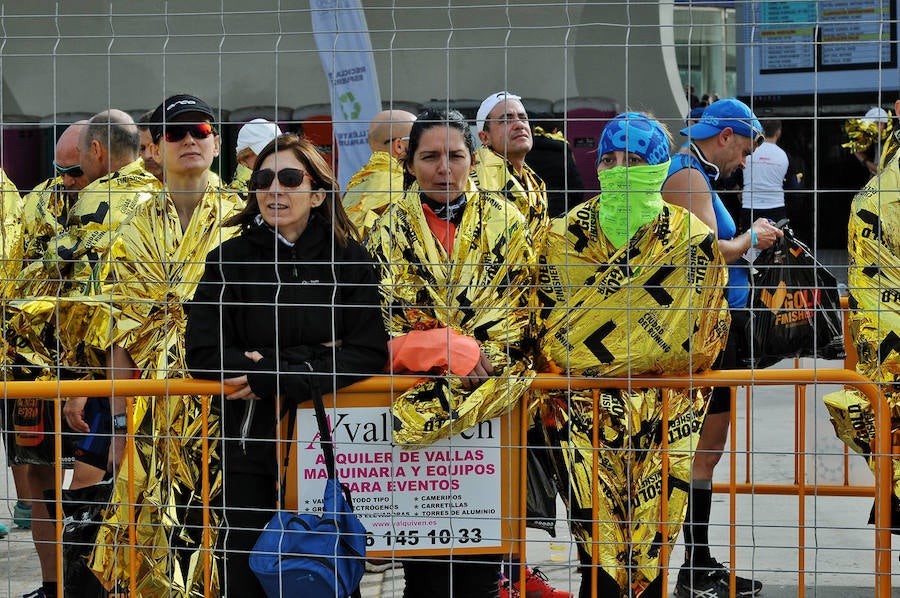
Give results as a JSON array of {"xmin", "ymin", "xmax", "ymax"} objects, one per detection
[
  {"xmin": 163, "ymin": 122, "xmax": 216, "ymax": 143},
  {"xmin": 53, "ymin": 162, "xmax": 84, "ymax": 178},
  {"xmin": 249, "ymin": 168, "xmax": 309, "ymax": 190}
]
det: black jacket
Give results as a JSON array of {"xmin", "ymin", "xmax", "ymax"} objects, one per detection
[{"xmin": 185, "ymin": 215, "xmax": 388, "ymax": 473}]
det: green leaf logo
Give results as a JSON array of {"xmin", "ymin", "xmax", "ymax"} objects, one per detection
[{"xmin": 339, "ymin": 91, "xmax": 361, "ymax": 120}]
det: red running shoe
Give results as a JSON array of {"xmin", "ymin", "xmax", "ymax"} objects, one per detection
[
  {"xmin": 501, "ymin": 567, "xmax": 573, "ymax": 598},
  {"xmin": 498, "ymin": 577, "xmax": 520, "ymax": 598}
]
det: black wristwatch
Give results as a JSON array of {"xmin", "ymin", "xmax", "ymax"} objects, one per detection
[{"xmin": 113, "ymin": 413, "xmax": 128, "ymax": 431}]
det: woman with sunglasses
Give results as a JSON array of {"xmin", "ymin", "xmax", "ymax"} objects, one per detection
[
  {"xmin": 78, "ymin": 94, "xmax": 245, "ymax": 596},
  {"xmin": 185, "ymin": 133, "xmax": 388, "ymax": 596}
]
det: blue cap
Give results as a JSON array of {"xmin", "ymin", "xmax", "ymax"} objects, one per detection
[
  {"xmin": 680, "ymin": 98, "xmax": 763, "ymax": 144},
  {"xmin": 598, "ymin": 112, "xmax": 671, "ymax": 166},
  {"xmin": 685, "ymin": 106, "xmax": 706, "ymax": 126}
]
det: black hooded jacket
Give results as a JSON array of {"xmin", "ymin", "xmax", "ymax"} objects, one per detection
[{"xmin": 185, "ymin": 214, "xmax": 388, "ymax": 474}]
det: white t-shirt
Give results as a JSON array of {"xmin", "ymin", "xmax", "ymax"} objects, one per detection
[{"xmin": 742, "ymin": 141, "xmax": 789, "ymax": 210}]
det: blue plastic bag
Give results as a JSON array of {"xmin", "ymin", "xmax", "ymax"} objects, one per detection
[{"xmin": 250, "ymin": 478, "xmax": 367, "ymax": 598}]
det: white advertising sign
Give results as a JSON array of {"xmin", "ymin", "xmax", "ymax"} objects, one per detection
[{"xmin": 295, "ymin": 406, "xmax": 504, "ymax": 553}]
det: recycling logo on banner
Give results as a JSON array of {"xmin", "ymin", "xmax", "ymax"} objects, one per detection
[{"xmin": 340, "ymin": 91, "xmax": 361, "ymax": 120}]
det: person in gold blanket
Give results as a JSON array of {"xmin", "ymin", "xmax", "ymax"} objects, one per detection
[
  {"xmin": 473, "ymin": 91, "xmax": 549, "ymax": 246},
  {"xmin": 366, "ymin": 108, "xmax": 537, "ymax": 598},
  {"xmin": 66, "ymin": 94, "xmax": 242, "ymax": 597},
  {"xmin": 55, "ymin": 110, "xmax": 165, "ymax": 490},
  {"xmin": 824, "ymin": 97, "xmax": 900, "ymax": 535},
  {"xmin": 342, "ymin": 108, "xmax": 416, "ymax": 236},
  {"xmin": 6, "ymin": 124, "xmax": 84, "ymax": 597},
  {"xmin": 228, "ymin": 118, "xmax": 283, "ymax": 193},
  {"xmin": 6, "ymin": 112, "xmax": 158, "ymax": 598},
  {"xmin": 19, "ymin": 122, "xmax": 91, "ymax": 265},
  {"xmin": 535, "ymin": 113, "xmax": 730, "ymax": 598},
  {"xmin": 0, "ymin": 166, "xmax": 23, "ymax": 543},
  {"xmin": 8, "ymin": 123, "xmax": 90, "ymax": 550}
]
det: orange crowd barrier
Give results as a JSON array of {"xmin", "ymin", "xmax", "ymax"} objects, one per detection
[{"xmin": 1, "ymin": 366, "xmax": 892, "ymax": 597}]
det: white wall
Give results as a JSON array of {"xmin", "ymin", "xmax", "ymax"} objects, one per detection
[
  {"xmin": 572, "ymin": 0, "xmax": 687, "ymax": 133},
  {"xmin": 0, "ymin": 0, "xmax": 681, "ymax": 121}
]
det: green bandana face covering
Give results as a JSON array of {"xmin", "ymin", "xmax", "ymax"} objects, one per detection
[{"xmin": 596, "ymin": 159, "xmax": 671, "ymax": 248}]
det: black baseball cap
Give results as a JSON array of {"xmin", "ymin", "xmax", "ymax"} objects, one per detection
[{"xmin": 149, "ymin": 93, "xmax": 216, "ymax": 140}]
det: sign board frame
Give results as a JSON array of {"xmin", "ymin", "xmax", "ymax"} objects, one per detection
[{"xmin": 283, "ymin": 387, "xmax": 526, "ymax": 558}]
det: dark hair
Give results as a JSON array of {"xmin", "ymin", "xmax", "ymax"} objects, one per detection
[
  {"xmin": 402, "ymin": 108, "xmax": 475, "ymax": 189},
  {"xmin": 224, "ymin": 133, "xmax": 357, "ymax": 247},
  {"xmin": 762, "ymin": 119, "xmax": 782, "ymax": 138},
  {"xmin": 137, "ymin": 109, "xmax": 155, "ymax": 131}
]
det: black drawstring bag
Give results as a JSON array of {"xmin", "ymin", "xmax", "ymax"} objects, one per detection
[{"xmin": 744, "ymin": 220, "xmax": 845, "ymax": 368}]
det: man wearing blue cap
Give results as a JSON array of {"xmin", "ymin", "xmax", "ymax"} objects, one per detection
[{"xmin": 662, "ymin": 98, "xmax": 783, "ymax": 598}]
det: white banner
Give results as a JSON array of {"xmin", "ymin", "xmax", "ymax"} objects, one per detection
[{"xmin": 310, "ymin": 0, "xmax": 382, "ymax": 190}]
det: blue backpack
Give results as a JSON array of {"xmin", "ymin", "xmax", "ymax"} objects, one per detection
[{"xmin": 250, "ymin": 392, "xmax": 367, "ymax": 598}]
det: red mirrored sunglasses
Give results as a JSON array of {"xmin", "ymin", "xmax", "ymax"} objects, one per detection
[{"xmin": 163, "ymin": 122, "xmax": 216, "ymax": 143}]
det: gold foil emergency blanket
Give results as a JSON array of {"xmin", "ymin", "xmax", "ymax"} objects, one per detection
[
  {"xmin": 534, "ymin": 198, "xmax": 729, "ymax": 595},
  {"xmin": 16, "ymin": 160, "xmax": 161, "ymax": 299},
  {"xmin": 365, "ymin": 181, "xmax": 537, "ymax": 447},
  {"xmin": 342, "ymin": 150, "xmax": 406, "ymax": 238},
  {"xmin": 20, "ymin": 176, "xmax": 74, "ymax": 265},
  {"xmin": 536, "ymin": 388, "xmax": 708, "ymax": 596},
  {"xmin": 538, "ymin": 198, "xmax": 730, "ymax": 374},
  {"xmin": 824, "ymin": 155, "xmax": 900, "ymax": 519},
  {"xmin": 3, "ymin": 162, "xmax": 160, "ymax": 377},
  {"xmin": 823, "ymin": 389, "xmax": 900, "ymax": 519},
  {"xmin": 226, "ymin": 163, "xmax": 251, "ymax": 194},
  {"xmin": 3, "ymin": 299, "xmax": 98, "ymax": 377},
  {"xmin": 533, "ymin": 125, "xmax": 567, "ymax": 143},
  {"xmin": 473, "ymin": 145, "xmax": 550, "ymax": 247},
  {"xmin": 0, "ymin": 168, "xmax": 23, "ymax": 299},
  {"xmin": 84, "ymin": 183, "xmax": 242, "ymax": 597},
  {"xmin": 880, "ymin": 126, "xmax": 900, "ymax": 171},
  {"xmin": 841, "ymin": 114, "xmax": 893, "ymax": 154}
]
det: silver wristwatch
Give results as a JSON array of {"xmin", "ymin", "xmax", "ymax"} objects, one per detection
[{"xmin": 113, "ymin": 413, "xmax": 128, "ymax": 431}]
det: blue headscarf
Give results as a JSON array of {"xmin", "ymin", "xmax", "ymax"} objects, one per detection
[
  {"xmin": 598, "ymin": 112, "xmax": 671, "ymax": 166},
  {"xmin": 594, "ymin": 112, "xmax": 671, "ymax": 249}
]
